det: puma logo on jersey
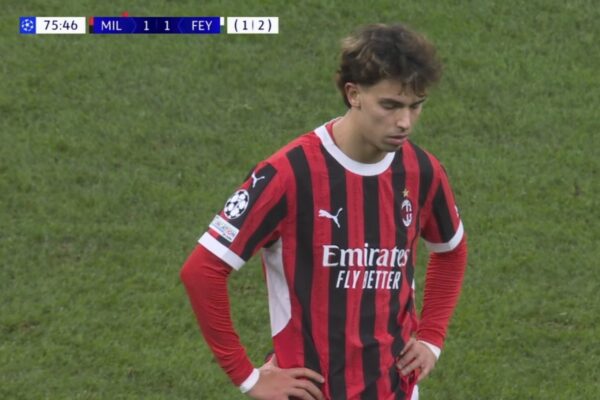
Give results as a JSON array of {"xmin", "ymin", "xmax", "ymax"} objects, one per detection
[
  {"xmin": 318, "ymin": 208, "xmax": 343, "ymax": 228},
  {"xmin": 251, "ymin": 172, "xmax": 266, "ymax": 188}
]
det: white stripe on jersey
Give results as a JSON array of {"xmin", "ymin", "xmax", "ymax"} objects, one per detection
[
  {"xmin": 199, "ymin": 232, "xmax": 246, "ymax": 270},
  {"xmin": 423, "ymin": 220, "xmax": 464, "ymax": 253},
  {"xmin": 262, "ymin": 238, "xmax": 292, "ymax": 336}
]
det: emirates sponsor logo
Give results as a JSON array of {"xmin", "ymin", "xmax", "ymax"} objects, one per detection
[{"xmin": 322, "ymin": 244, "xmax": 410, "ymax": 268}]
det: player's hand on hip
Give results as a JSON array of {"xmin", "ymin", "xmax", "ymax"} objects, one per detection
[
  {"xmin": 246, "ymin": 363, "xmax": 325, "ymax": 400},
  {"xmin": 396, "ymin": 338, "xmax": 437, "ymax": 383}
]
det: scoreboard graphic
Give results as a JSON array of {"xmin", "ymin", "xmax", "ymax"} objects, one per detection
[{"xmin": 19, "ymin": 15, "xmax": 279, "ymax": 35}]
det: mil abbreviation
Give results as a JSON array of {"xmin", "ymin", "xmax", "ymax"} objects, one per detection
[{"xmin": 101, "ymin": 20, "xmax": 123, "ymax": 31}]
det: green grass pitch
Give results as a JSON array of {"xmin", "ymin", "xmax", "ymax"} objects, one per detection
[{"xmin": 1, "ymin": 1, "xmax": 599, "ymax": 398}]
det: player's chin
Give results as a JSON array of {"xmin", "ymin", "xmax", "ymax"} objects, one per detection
[{"xmin": 379, "ymin": 142, "xmax": 404, "ymax": 152}]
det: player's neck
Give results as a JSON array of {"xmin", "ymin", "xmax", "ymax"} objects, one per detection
[{"xmin": 332, "ymin": 113, "xmax": 387, "ymax": 164}]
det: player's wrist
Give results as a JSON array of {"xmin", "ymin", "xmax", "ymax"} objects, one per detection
[
  {"xmin": 417, "ymin": 340, "xmax": 441, "ymax": 360},
  {"xmin": 239, "ymin": 368, "xmax": 260, "ymax": 393}
]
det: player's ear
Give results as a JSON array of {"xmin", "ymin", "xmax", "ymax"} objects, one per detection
[{"xmin": 345, "ymin": 82, "xmax": 361, "ymax": 109}]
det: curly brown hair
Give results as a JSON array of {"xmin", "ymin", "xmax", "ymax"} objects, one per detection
[{"xmin": 335, "ymin": 23, "xmax": 443, "ymax": 108}]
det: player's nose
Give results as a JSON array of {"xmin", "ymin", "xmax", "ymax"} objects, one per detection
[{"xmin": 395, "ymin": 109, "xmax": 411, "ymax": 131}]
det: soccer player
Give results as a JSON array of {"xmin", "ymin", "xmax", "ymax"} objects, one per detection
[{"xmin": 181, "ymin": 23, "xmax": 468, "ymax": 400}]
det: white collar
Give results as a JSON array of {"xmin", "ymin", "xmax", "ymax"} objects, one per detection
[{"xmin": 314, "ymin": 121, "xmax": 396, "ymax": 176}]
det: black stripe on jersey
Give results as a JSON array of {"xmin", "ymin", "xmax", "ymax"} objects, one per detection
[
  {"xmin": 432, "ymin": 183, "xmax": 455, "ymax": 243},
  {"xmin": 389, "ymin": 152, "xmax": 407, "ymax": 399},
  {"xmin": 240, "ymin": 195, "xmax": 287, "ymax": 260},
  {"xmin": 216, "ymin": 163, "xmax": 278, "ymax": 248},
  {"xmin": 322, "ymin": 147, "xmax": 348, "ymax": 400},
  {"xmin": 411, "ymin": 144, "xmax": 433, "ymax": 208},
  {"xmin": 360, "ymin": 176, "xmax": 380, "ymax": 400},
  {"xmin": 286, "ymin": 147, "xmax": 322, "ymax": 376}
]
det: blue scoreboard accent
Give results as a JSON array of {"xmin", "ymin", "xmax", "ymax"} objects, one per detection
[
  {"xmin": 93, "ymin": 17, "xmax": 221, "ymax": 34},
  {"xmin": 20, "ymin": 17, "xmax": 36, "ymax": 34}
]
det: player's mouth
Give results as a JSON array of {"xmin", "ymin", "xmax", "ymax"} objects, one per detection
[{"xmin": 386, "ymin": 134, "xmax": 409, "ymax": 146}]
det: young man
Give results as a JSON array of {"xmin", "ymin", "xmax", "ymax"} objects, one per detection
[{"xmin": 181, "ymin": 23, "xmax": 467, "ymax": 400}]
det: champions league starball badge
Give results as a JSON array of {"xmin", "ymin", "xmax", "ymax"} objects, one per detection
[
  {"xmin": 20, "ymin": 17, "xmax": 36, "ymax": 34},
  {"xmin": 223, "ymin": 189, "xmax": 250, "ymax": 219}
]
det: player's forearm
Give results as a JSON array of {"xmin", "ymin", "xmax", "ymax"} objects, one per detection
[
  {"xmin": 417, "ymin": 236, "xmax": 468, "ymax": 349},
  {"xmin": 180, "ymin": 245, "xmax": 255, "ymax": 386}
]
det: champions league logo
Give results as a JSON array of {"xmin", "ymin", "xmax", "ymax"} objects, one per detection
[
  {"xmin": 20, "ymin": 17, "xmax": 36, "ymax": 34},
  {"xmin": 223, "ymin": 189, "xmax": 250, "ymax": 219}
]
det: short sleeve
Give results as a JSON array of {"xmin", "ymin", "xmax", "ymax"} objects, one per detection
[
  {"xmin": 421, "ymin": 164, "xmax": 464, "ymax": 253},
  {"xmin": 198, "ymin": 162, "xmax": 287, "ymax": 270}
]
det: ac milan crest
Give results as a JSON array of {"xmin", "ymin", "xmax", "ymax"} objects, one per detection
[{"xmin": 401, "ymin": 197, "xmax": 413, "ymax": 227}]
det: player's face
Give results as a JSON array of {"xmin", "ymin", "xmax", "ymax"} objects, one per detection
[{"xmin": 347, "ymin": 79, "xmax": 426, "ymax": 159}]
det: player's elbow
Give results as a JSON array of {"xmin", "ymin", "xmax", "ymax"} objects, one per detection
[
  {"xmin": 179, "ymin": 244, "xmax": 232, "ymax": 289},
  {"xmin": 179, "ymin": 246, "xmax": 205, "ymax": 288}
]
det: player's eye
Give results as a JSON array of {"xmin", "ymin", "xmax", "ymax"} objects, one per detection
[
  {"xmin": 409, "ymin": 100, "xmax": 426, "ymax": 110},
  {"xmin": 380, "ymin": 102, "xmax": 398, "ymax": 110}
]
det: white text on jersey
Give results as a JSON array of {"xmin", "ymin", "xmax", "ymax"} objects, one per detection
[{"xmin": 322, "ymin": 244, "xmax": 410, "ymax": 268}]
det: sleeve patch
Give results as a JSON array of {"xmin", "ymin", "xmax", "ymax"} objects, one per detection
[{"xmin": 209, "ymin": 214, "xmax": 240, "ymax": 242}]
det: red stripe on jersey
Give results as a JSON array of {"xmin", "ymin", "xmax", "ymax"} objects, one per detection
[
  {"xmin": 374, "ymin": 169, "xmax": 396, "ymax": 398},
  {"xmin": 304, "ymin": 141, "xmax": 333, "ymax": 385}
]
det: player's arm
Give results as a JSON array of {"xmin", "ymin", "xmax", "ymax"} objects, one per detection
[
  {"xmin": 180, "ymin": 245, "xmax": 253, "ymax": 385},
  {"xmin": 417, "ymin": 236, "xmax": 467, "ymax": 352},
  {"xmin": 180, "ymin": 162, "xmax": 324, "ymax": 398},
  {"xmin": 397, "ymin": 159, "xmax": 468, "ymax": 381},
  {"xmin": 397, "ymin": 237, "xmax": 467, "ymax": 381},
  {"xmin": 180, "ymin": 246, "xmax": 325, "ymax": 399}
]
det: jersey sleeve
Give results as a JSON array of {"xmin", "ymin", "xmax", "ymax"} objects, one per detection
[
  {"xmin": 420, "ymin": 161, "xmax": 464, "ymax": 253},
  {"xmin": 198, "ymin": 162, "xmax": 287, "ymax": 270},
  {"xmin": 179, "ymin": 244, "xmax": 256, "ymax": 387}
]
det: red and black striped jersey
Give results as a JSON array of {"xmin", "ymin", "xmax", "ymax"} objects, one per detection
[{"xmin": 199, "ymin": 120, "xmax": 464, "ymax": 400}]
